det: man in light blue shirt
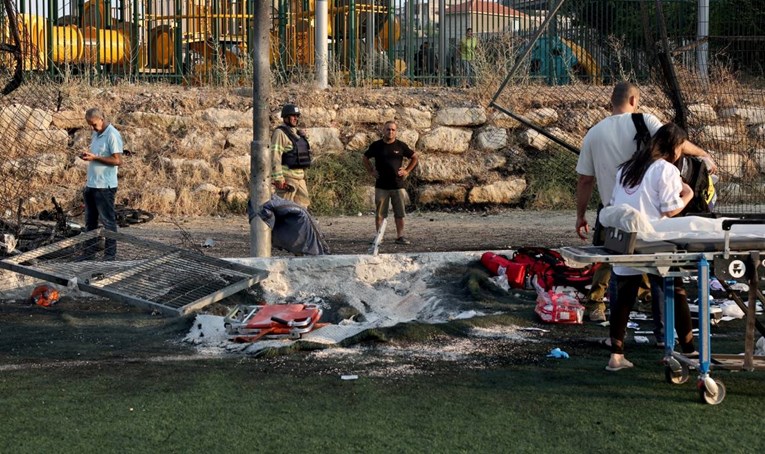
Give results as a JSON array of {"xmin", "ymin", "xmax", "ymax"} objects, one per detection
[{"xmin": 81, "ymin": 108, "xmax": 123, "ymax": 260}]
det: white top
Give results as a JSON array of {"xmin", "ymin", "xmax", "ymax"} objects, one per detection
[
  {"xmin": 610, "ymin": 159, "xmax": 685, "ymax": 276},
  {"xmin": 576, "ymin": 113, "xmax": 663, "ymax": 204}
]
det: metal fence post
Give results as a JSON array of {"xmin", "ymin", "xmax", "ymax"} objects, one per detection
[
  {"xmin": 349, "ymin": 0, "xmax": 356, "ymax": 86},
  {"xmin": 315, "ymin": 0, "xmax": 328, "ymax": 89}
]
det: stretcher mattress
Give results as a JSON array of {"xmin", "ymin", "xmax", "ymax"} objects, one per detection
[{"xmin": 600, "ymin": 213, "xmax": 765, "ymax": 255}]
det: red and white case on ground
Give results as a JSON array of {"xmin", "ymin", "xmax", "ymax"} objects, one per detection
[{"xmin": 532, "ymin": 277, "xmax": 584, "ymax": 325}]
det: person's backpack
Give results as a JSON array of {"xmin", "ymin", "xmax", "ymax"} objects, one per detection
[
  {"xmin": 631, "ymin": 113, "xmax": 652, "ymax": 156},
  {"xmin": 677, "ymin": 155, "xmax": 715, "ymax": 215},
  {"xmin": 510, "ymin": 247, "xmax": 596, "ymax": 291}
]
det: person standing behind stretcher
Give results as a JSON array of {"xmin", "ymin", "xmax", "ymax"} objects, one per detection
[
  {"xmin": 605, "ymin": 123, "xmax": 696, "ymax": 371},
  {"xmin": 575, "ymin": 82, "xmax": 716, "ymax": 323}
]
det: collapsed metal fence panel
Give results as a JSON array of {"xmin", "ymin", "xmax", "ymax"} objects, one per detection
[{"xmin": 0, "ymin": 229, "xmax": 268, "ymax": 316}]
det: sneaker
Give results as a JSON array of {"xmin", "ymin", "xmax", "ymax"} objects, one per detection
[
  {"xmin": 395, "ymin": 237, "xmax": 411, "ymax": 245},
  {"xmin": 589, "ymin": 307, "xmax": 607, "ymax": 322}
]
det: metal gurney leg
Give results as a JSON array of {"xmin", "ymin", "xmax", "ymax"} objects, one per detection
[
  {"xmin": 663, "ymin": 277, "xmax": 691, "ymax": 385},
  {"xmin": 696, "ymin": 257, "xmax": 726, "ymax": 404}
]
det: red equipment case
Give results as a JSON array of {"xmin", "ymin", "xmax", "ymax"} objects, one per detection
[{"xmin": 223, "ymin": 303, "xmax": 324, "ymax": 342}]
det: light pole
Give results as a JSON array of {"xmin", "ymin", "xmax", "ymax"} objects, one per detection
[{"xmin": 250, "ymin": 0, "xmax": 272, "ymax": 256}]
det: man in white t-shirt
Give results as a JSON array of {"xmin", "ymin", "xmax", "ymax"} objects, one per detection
[{"xmin": 574, "ymin": 82, "xmax": 715, "ymax": 322}]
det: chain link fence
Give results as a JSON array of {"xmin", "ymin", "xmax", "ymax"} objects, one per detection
[
  {"xmin": 1, "ymin": 1, "xmax": 764, "ymax": 215},
  {"xmin": 489, "ymin": 0, "xmax": 765, "ymax": 213}
]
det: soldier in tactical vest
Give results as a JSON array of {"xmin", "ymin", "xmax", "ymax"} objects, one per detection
[{"xmin": 271, "ymin": 103, "xmax": 312, "ymax": 208}]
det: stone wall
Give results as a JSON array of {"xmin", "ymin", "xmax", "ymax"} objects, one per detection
[{"xmin": 1, "ymin": 89, "xmax": 764, "ymax": 214}]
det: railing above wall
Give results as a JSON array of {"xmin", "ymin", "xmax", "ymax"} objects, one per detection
[{"xmin": 1, "ymin": 1, "xmax": 761, "ymax": 87}]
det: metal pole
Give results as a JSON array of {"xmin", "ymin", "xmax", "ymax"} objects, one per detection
[
  {"xmin": 250, "ymin": 0, "xmax": 272, "ymax": 257},
  {"xmin": 132, "ymin": 0, "xmax": 139, "ymax": 78},
  {"xmin": 47, "ymin": 0, "xmax": 54, "ymax": 76},
  {"xmin": 349, "ymin": 0, "xmax": 356, "ymax": 85},
  {"xmin": 278, "ymin": 0, "xmax": 288, "ymax": 77},
  {"xmin": 438, "ymin": 0, "xmax": 445, "ymax": 85},
  {"xmin": 246, "ymin": 0, "xmax": 254, "ymax": 61},
  {"xmin": 212, "ymin": 0, "xmax": 220, "ymax": 84},
  {"xmin": 407, "ymin": 0, "xmax": 413, "ymax": 80},
  {"xmin": 367, "ymin": 4, "xmax": 374, "ymax": 78},
  {"xmin": 315, "ymin": 0, "xmax": 329, "ymax": 88},
  {"xmin": 174, "ymin": 0, "xmax": 182, "ymax": 78},
  {"xmin": 697, "ymin": 0, "xmax": 709, "ymax": 83},
  {"xmin": 387, "ymin": 0, "xmax": 394, "ymax": 84}
]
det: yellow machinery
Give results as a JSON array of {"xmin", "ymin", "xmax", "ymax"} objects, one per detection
[
  {"xmin": 2, "ymin": 0, "xmax": 246, "ymax": 76},
  {"xmin": 5, "ymin": 12, "xmax": 129, "ymax": 70},
  {"xmin": 1, "ymin": 0, "xmax": 405, "ymax": 83}
]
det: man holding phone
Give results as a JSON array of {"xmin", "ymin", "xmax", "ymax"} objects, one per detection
[{"xmin": 80, "ymin": 107, "xmax": 123, "ymax": 260}]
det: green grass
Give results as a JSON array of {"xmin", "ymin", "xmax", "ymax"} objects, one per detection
[
  {"xmin": 2, "ymin": 278, "xmax": 763, "ymax": 452},
  {"xmin": 1, "ymin": 342, "xmax": 764, "ymax": 453},
  {"xmin": 307, "ymin": 152, "xmax": 370, "ymax": 216},
  {"xmin": 522, "ymin": 147, "xmax": 603, "ymax": 210}
]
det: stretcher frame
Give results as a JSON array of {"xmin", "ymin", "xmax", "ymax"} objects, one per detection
[
  {"xmin": 560, "ymin": 219, "xmax": 765, "ymax": 405},
  {"xmin": 223, "ymin": 303, "xmax": 324, "ymax": 343}
]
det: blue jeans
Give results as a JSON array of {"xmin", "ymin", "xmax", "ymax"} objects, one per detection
[
  {"xmin": 83, "ymin": 186, "xmax": 118, "ymax": 258},
  {"xmin": 461, "ymin": 60, "xmax": 475, "ymax": 86}
]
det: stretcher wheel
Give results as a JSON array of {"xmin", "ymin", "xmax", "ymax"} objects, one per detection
[
  {"xmin": 664, "ymin": 362, "xmax": 689, "ymax": 385},
  {"xmin": 698, "ymin": 378, "xmax": 726, "ymax": 405}
]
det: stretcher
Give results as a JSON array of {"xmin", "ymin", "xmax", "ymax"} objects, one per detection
[
  {"xmin": 560, "ymin": 219, "xmax": 765, "ymax": 405},
  {"xmin": 223, "ymin": 303, "xmax": 324, "ymax": 343}
]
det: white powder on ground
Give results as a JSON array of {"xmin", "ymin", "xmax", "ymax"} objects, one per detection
[{"xmin": 185, "ymin": 251, "xmax": 532, "ymax": 356}]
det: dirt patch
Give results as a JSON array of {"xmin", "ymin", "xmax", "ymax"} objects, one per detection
[{"xmin": 125, "ymin": 208, "xmax": 581, "ymax": 257}]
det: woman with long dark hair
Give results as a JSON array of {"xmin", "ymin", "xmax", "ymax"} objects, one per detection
[{"xmin": 606, "ymin": 123, "xmax": 696, "ymax": 371}]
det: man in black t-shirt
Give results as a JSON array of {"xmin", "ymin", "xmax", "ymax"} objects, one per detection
[{"xmin": 362, "ymin": 120, "xmax": 418, "ymax": 245}]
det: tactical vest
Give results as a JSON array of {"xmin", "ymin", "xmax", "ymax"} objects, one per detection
[{"xmin": 278, "ymin": 125, "xmax": 312, "ymax": 169}]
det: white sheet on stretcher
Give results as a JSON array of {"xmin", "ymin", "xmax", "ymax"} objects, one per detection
[{"xmin": 599, "ymin": 204, "xmax": 765, "ymax": 243}]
